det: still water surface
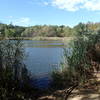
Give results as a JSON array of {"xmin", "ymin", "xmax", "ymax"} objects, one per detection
[{"xmin": 23, "ymin": 40, "xmax": 65, "ymax": 77}]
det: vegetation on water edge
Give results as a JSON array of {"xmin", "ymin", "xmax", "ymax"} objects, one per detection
[
  {"xmin": 51, "ymin": 28, "xmax": 100, "ymax": 99},
  {"xmin": 0, "ymin": 40, "xmax": 40, "ymax": 100},
  {"xmin": 0, "ymin": 22, "xmax": 100, "ymax": 38},
  {"xmin": 0, "ymin": 21, "xmax": 100, "ymax": 100},
  {"xmin": 0, "ymin": 37, "xmax": 74, "ymax": 41}
]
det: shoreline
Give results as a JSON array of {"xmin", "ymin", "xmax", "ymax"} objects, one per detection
[{"xmin": 0, "ymin": 37, "xmax": 74, "ymax": 41}]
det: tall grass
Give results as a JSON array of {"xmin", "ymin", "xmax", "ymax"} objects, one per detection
[
  {"xmin": 0, "ymin": 39, "xmax": 36, "ymax": 100},
  {"xmin": 52, "ymin": 31, "xmax": 100, "ymax": 89}
]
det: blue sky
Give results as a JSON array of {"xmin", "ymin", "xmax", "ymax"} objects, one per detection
[{"xmin": 0, "ymin": 0, "xmax": 100, "ymax": 27}]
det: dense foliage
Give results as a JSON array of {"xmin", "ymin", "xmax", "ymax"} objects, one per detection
[
  {"xmin": 0, "ymin": 22, "xmax": 100, "ymax": 99},
  {"xmin": 0, "ymin": 23, "xmax": 25, "ymax": 37},
  {"xmin": 0, "ymin": 40, "xmax": 38, "ymax": 100},
  {"xmin": 1, "ymin": 22, "xmax": 100, "ymax": 37},
  {"xmin": 52, "ymin": 29, "xmax": 100, "ymax": 89}
]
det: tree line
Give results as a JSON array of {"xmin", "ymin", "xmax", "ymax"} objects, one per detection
[{"xmin": 0, "ymin": 22, "xmax": 100, "ymax": 37}]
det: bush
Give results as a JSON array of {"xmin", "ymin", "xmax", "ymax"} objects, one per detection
[
  {"xmin": 52, "ymin": 31, "xmax": 100, "ymax": 89},
  {"xmin": 0, "ymin": 39, "xmax": 36, "ymax": 100}
]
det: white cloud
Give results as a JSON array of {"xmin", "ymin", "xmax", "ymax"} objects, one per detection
[
  {"xmin": 51, "ymin": 0, "xmax": 100, "ymax": 11},
  {"xmin": 14, "ymin": 17, "xmax": 31, "ymax": 26},
  {"xmin": 28, "ymin": 0, "xmax": 49, "ymax": 6},
  {"xmin": 43, "ymin": 1, "xmax": 49, "ymax": 6},
  {"xmin": 82, "ymin": 0, "xmax": 100, "ymax": 11},
  {"xmin": 6, "ymin": 16, "xmax": 13, "ymax": 18}
]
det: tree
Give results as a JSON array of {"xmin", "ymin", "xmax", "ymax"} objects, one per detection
[{"xmin": 74, "ymin": 23, "xmax": 88, "ymax": 36}]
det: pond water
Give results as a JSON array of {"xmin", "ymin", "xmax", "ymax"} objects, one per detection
[
  {"xmin": 23, "ymin": 40, "xmax": 65, "ymax": 88},
  {"xmin": 24, "ymin": 40, "xmax": 64, "ymax": 76}
]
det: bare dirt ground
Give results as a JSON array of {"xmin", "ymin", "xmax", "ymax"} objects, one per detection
[
  {"xmin": 68, "ymin": 72, "xmax": 100, "ymax": 100},
  {"xmin": 38, "ymin": 72, "xmax": 100, "ymax": 100}
]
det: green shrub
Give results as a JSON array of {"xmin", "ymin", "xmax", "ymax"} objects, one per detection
[
  {"xmin": 52, "ymin": 31, "xmax": 100, "ymax": 89},
  {"xmin": 0, "ymin": 39, "xmax": 36, "ymax": 100}
]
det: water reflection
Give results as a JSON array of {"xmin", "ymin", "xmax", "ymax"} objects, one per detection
[{"xmin": 24, "ymin": 40, "xmax": 64, "ymax": 77}]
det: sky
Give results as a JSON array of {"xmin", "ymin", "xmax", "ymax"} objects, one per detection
[{"xmin": 0, "ymin": 0, "xmax": 100, "ymax": 27}]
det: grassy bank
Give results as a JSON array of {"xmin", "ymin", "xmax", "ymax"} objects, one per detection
[{"xmin": 0, "ymin": 37, "xmax": 74, "ymax": 41}]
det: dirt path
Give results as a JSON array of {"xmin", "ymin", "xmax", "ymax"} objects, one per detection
[
  {"xmin": 38, "ymin": 72, "xmax": 100, "ymax": 100},
  {"xmin": 68, "ymin": 85, "xmax": 100, "ymax": 100},
  {"xmin": 68, "ymin": 72, "xmax": 100, "ymax": 100}
]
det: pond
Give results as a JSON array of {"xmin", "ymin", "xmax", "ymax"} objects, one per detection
[{"xmin": 23, "ymin": 40, "xmax": 65, "ymax": 88}]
